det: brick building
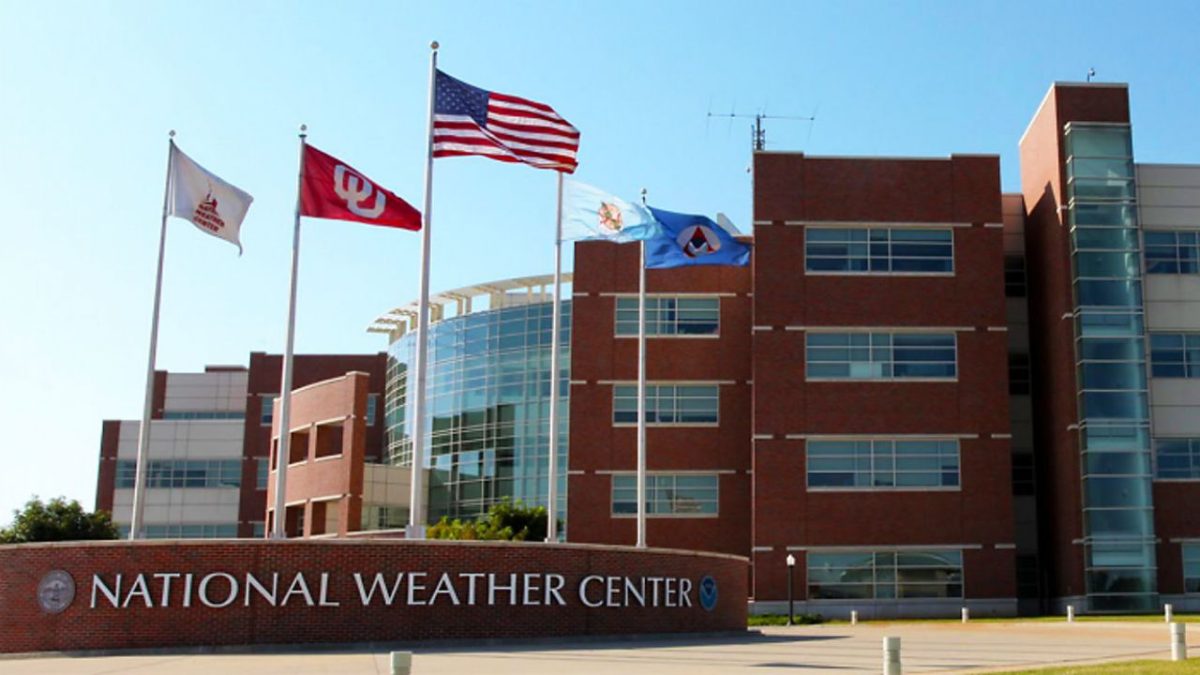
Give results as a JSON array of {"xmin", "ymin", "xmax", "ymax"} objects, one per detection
[
  {"xmin": 96, "ymin": 352, "xmax": 390, "ymax": 538},
  {"xmin": 96, "ymin": 81, "xmax": 1200, "ymax": 616}
]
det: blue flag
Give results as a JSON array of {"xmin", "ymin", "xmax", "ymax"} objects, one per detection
[
  {"xmin": 562, "ymin": 180, "xmax": 660, "ymax": 243},
  {"xmin": 644, "ymin": 207, "xmax": 751, "ymax": 268}
]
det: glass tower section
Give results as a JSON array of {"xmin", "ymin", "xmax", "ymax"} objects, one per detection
[
  {"xmin": 1064, "ymin": 122, "xmax": 1157, "ymax": 612},
  {"xmin": 385, "ymin": 300, "xmax": 570, "ymax": 526}
]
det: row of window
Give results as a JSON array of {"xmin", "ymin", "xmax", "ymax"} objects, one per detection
[
  {"xmin": 117, "ymin": 523, "xmax": 239, "ymax": 539},
  {"xmin": 805, "ymin": 228, "xmax": 954, "ymax": 273},
  {"xmin": 161, "ymin": 411, "xmax": 245, "ymax": 420},
  {"xmin": 807, "ymin": 332, "xmax": 957, "ymax": 380},
  {"xmin": 612, "ymin": 384, "xmax": 719, "ymax": 425},
  {"xmin": 115, "ymin": 459, "xmax": 242, "ymax": 489},
  {"xmin": 807, "ymin": 550, "xmax": 964, "ymax": 600},
  {"xmin": 807, "ymin": 440, "xmax": 960, "ymax": 489},
  {"xmin": 611, "ymin": 474, "xmax": 718, "ymax": 516},
  {"xmin": 260, "ymin": 394, "xmax": 378, "ymax": 426}
]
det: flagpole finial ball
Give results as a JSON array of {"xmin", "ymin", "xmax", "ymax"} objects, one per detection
[
  {"xmin": 430, "ymin": 41, "xmax": 439, "ymax": 50},
  {"xmin": 299, "ymin": 124, "xmax": 307, "ymax": 133},
  {"xmin": 168, "ymin": 130, "xmax": 175, "ymax": 138}
]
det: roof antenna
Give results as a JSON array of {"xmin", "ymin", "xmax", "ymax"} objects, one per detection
[
  {"xmin": 707, "ymin": 108, "xmax": 816, "ymax": 153},
  {"xmin": 1087, "ymin": 67, "xmax": 1096, "ymax": 82}
]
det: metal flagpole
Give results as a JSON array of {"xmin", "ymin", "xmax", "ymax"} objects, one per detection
[
  {"xmin": 546, "ymin": 173, "xmax": 565, "ymax": 542},
  {"xmin": 635, "ymin": 186, "xmax": 649, "ymax": 549},
  {"xmin": 636, "ymin": 237, "xmax": 648, "ymax": 549},
  {"xmin": 271, "ymin": 125, "xmax": 308, "ymax": 539},
  {"xmin": 129, "ymin": 130, "xmax": 177, "ymax": 540},
  {"xmin": 407, "ymin": 41, "xmax": 439, "ymax": 538}
]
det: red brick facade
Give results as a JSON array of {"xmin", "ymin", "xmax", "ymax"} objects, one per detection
[
  {"xmin": 0, "ymin": 540, "xmax": 747, "ymax": 654},
  {"xmin": 567, "ymin": 155, "xmax": 1017, "ymax": 613},
  {"xmin": 265, "ymin": 371, "xmax": 370, "ymax": 537},
  {"xmin": 750, "ymin": 154, "xmax": 1015, "ymax": 606}
]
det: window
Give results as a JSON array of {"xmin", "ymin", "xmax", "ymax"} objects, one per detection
[
  {"xmin": 805, "ymin": 227, "xmax": 953, "ymax": 274},
  {"xmin": 1144, "ymin": 231, "xmax": 1199, "ymax": 274},
  {"xmin": 1005, "ymin": 256, "xmax": 1028, "ymax": 297},
  {"xmin": 366, "ymin": 394, "xmax": 379, "ymax": 426},
  {"xmin": 115, "ymin": 460, "xmax": 242, "ymax": 489},
  {"xmin": 806, "ymin": 332, "xmax": 957, "ymax": 380},
  {"xmin": 161, "ymin": 411, "xmax": 245, "ymax": 420},
  {"xmin": 612, "ymin": 384, "xmax": 719, "ymax": 425},
  {"xmin": 808, "ymin": 550, "xmax": 963, "ymax": 600},
  {"xmin": 1012, "ymin": 453, "xmax": 1035, "ymax": 495},
  {"xmin": 1155, "ymin": 439, "xmax": 1200, "ymax": 480},
  {"xmin": 260, "ymin": 394, "xmax": 277, "ymax": 426},
  {"xmin": 615, "ymin": 296, "xmax": 719, "ymax": 336},
  {"xmin": 251, "ymin": 522, "xmax": 266, "ymax": 538},
  {"xmin": 1185, "ymin": 544, "xmax": 1200, "ymax": 594},
  {"xmin": 1009, "ymin": 353, "xmax": 1031, "ymax": 395},
  {"xmin": 1150, "ymin": 333, "xmax": 1200, "ymax": 377},
  {"xmin": 611, "ymin": 473, "xmax": 718, "ymax": 516},
  {"xmin": 807, "ymin": 439, "xmax": 960, "ymax": 489},
  {"xmin": 256, "ymin": 457, "xmax": 269, "ymax": 489},
  {"xmin": 141, "ymin": 523, "xmax": 239, "ymax": 539}
]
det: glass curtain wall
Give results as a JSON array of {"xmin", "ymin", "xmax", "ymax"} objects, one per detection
[
  {"xmin": 385, "ymin": 300, "xmax": 570, "ymax": 526},
  {"xmin": 1065, "ymin": 123, "xmax": 1157, "ymax": 612}
]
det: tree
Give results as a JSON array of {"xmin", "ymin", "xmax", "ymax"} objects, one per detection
[
  {"xmin": 0, "ymin": 497, "xmax": 118, "ymax": 544},
  {"xmin": 427, "ymin": 499, "xmax": 550, "ymax": 542}
]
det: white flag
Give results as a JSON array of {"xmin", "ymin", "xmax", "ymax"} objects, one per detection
[
  {"xmin": 167, "ymin": 144, "xmax": 253, "ymax": 253},
  {"xmin": 562, "ymin": 179, "xmax": 659, "ymax": 243}
]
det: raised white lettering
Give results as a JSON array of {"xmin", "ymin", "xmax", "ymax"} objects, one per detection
[
  {"xmin": 606, "ymin": 576, "xmax": 621, "ymax": 607},
  {"xmin": 244, "ymin": 573, "xmax": 279, "ymax": 607},
  {"xmin": 353, "ymin": 573, "xmax": 405, "ymax": 605},
  {"xmin": 154, "ymin": 573, "xmax": 180, "ymax": 607},
  {"xmin": 281, "ymin": 572, "xmax": 314, "ymax": 606},
  {"xmin": 522, "ymin": 573, "xmax": 541, "ymax": 606},
  {"xmin": 545, "ymin": 574, "xmax": 566, "ymax": 606},
  {"xmin": 489, "ymin": 573, "xmax": 517, "ymax": 606},
  {"xmin": 680, "ymin": 578, "xmax": 693, "ymax": 607},
  {"xmin": 624, "ymin": 577, "xmax": 645, "ymax": 607},
  {"xmin": 648, "ymin": 577, "xmax": 664, "ymax": 607},
  {"xmin": 407, "ymin": 572, "xmax": 427, "ymax": 606},
  {"xmin": 183, "ymin": 573, "xmax": 194, "ymax": 608},
  {"xmin": 123, "ymin": 574, "xmax": 152, "ymax": 608},
  {"xmin": 199, "ymin": 573, "xmax": 238, "ymax": 609},
  {"xmin": 579, "ymin": 575, "xmax": 604, "ymax": 608},
  {"xmin": 429, "ymin": 573, "xmax": 460, "ymax": 605},
  {"xmin": 90, "ymin": 574, "xmax": 121, "ymax": 609},
  {"xmin": 318, "ymin": 573, "xmax": 339, "ymax": 607},
  {"xmin": 461, "ymin": 573, "xmax": 484, "ymax": 605},
  {"xmin": 665, "ymin": 578, "xmax": 677, "ymax": 608}
]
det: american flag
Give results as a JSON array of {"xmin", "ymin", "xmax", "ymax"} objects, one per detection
[{"xmin": 433, "ymin": 70, "xmax": 579, "ymax": 174}]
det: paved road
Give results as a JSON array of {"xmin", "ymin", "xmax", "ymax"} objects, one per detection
[{"xmin": 2, "ymin": 621, "xmax": 1193, "ymax": 674}]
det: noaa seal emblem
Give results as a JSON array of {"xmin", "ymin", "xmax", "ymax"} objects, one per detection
[
  {"xmin": 37, "ymin": 570, "xmax": 75, "ymax": 614},
  {"xmin": 698, "ymin": 575, "xmax": 718, "ymax": 612},
  {"xmin": 677, "ymin": 225, "xmax": 722, "ymax": 258}
]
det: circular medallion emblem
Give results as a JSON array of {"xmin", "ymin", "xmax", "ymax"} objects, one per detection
[
  {"xmin": 698, "ymin": 575, "xmax": 718, "ymax": 612},
  {"xmin": 37, "ymin": 570, "xmax": 75, "ymax": 614}
]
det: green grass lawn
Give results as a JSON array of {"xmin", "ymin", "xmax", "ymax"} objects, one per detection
[
  {"xmin": 997, "ymin": 659, "xmax": 1200, "ymax": 674},
  {"xmin": 748, "ymin": 613, "xmax": 1200, "ymax": 626}
]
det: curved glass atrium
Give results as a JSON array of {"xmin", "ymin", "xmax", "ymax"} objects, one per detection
[{"xmin": 371, "ymin": 275, "xmax": 570, "ymax": 525}]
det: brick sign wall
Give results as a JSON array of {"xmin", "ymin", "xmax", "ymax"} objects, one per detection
[{"xmin": 0, "ymin": 539, "xmax": 747, "ymax": 654}]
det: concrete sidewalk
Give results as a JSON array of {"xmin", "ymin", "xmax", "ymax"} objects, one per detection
[{"xmin": 2, "ymin": 621, "xmax": 1194, "ymax": 674}]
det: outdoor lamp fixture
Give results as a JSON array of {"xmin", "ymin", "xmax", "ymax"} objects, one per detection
[{"xmin": 785, "ymin": 553, "xmax": 796, "ymax": 626}]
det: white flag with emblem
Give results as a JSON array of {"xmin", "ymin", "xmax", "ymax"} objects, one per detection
[{"xmin": 167, "ymin": 143, "xmax": 253, "ymax": 253}]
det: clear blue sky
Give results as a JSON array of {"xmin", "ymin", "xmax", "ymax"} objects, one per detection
[{"xmin": 1, "ymin": 1, "xmax": 1198, "ymax": 520}]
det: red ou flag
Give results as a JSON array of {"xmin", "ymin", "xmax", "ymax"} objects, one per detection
[{"xmin": 300, "ymin": 144, "xmax": 421, "ymax": 230}]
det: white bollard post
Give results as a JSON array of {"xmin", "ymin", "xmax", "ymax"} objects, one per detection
[
  {"xmin": 1067, "ymin": 605, "xmax": 1075, "ymax": 623},
  {"xmin": 851, "ymin": 610, "xmax": 859, "ymax": 626},
  {"xmin": 884, "ymin": 636, "xmax": 902, "ymax": 675},
  {"xmin": 1165, "ymin": 603, "xmax": 1174, "ymax": 624},
  {"xmin": 962, "ymin": 607, "xmax": 970, "ymax": 623},
  {"xmin": 1171, "ymin": 622, "xmax": 1187, "ymax": 662},
  {"xmin": 391, "ymin": 651, "xmax": 413, "ymax": 675}
]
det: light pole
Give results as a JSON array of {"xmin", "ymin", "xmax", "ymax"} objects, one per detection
[{"xmin": 786, "ymin": 554, "xmax": 796, "ymax": 626}]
